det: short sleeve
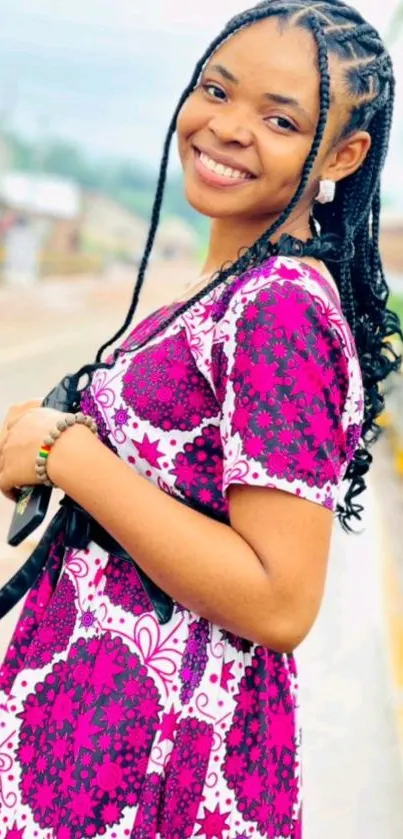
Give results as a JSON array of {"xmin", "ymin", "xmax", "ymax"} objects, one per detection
[{"xmin": 211, "ymin": 275, "xmax": 359, "ymax": 511}]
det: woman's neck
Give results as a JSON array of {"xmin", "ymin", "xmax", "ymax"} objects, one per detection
[{"xmin": 202, "ymin": 210, "xmax": 312, "ymax": 276}]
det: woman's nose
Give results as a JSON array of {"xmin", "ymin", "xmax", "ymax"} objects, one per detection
[{"xmin": 208, "ymin": 109, "xmax": 253, "ymax": 147}]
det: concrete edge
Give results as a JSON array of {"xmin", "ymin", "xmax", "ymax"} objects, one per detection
[
  {"xmin": 379, "ymin": 518, "xmax": 403, "ymax": 774},
  {"xmin": 375, "ymin": 405, "xmax": 403, "ymax": 777}
]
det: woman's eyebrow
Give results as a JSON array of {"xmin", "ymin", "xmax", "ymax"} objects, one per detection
[
  {"xmin": 263, "ymin": 92, "xmax": 312, "ymax": 123},
  {"xmin": 208, "ymin": 63, "xmax": 239, "ymax": 84}
]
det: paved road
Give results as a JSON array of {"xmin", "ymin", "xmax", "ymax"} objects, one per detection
[{"xmin": 0, "ymin": 270, "xmax": 403, "ymax": 837}]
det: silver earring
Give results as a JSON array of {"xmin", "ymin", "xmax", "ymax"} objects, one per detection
[{"xmin": 316, "ymin": 179, "xmax": 336, "ymax": 204}]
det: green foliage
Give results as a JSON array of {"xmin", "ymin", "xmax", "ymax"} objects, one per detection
[
  {"xmin": 114, "ymin": 188, "xmax": 154, "ymax": 219},
  {"xmin": 389, "ymin": 294, "xmax": 403, "ymax": 328},
  {"xmin": 6, "ymin": 132, "xmax": 33, "ymax": 170}
]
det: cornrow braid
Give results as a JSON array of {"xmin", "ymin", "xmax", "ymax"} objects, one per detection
[
  {"xmin": 335, "ymin": 23, "xmax": 377, "ymax": 44},
  {"xmin": 61, "ymin": 0, "xmax": 401, "ymax": 530}
]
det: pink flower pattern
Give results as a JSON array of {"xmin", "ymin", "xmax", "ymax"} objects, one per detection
[
  {"xmin": 15, "ymin": 635, "xmax": 163, "ymax": 837},
  {"xmin": 122, "ymin": 331, "xmax": 219, "ymax": 433},
  {"xmin": 223, "ymin": 649, "xmax": 299, "ymax": 837},
  {"xmin": 0, "ymin": 257, "xmax": 363, "ymax": 837}
]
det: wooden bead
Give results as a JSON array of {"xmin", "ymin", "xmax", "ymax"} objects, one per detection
[{"xmin": 33, "ymin": 412, "xmax": 99, "ymax": 493}]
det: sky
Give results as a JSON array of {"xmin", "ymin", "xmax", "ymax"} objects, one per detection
[{"xmin": 0, "ymin": 0, "xmax": 402, "ymax": 205}]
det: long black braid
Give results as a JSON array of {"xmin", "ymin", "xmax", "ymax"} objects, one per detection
[{"xmin": 62, "ymin": 0, "xmax": 401, "ymax": 530}]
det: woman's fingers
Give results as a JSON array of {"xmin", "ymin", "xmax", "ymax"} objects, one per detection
[
  {"xmin": 1, "ymin": 399, "xmax": 43, "ymax": 433},
  {"xmin": 0, "ymin": 400, "xmax": 42, "ymax": 498}
]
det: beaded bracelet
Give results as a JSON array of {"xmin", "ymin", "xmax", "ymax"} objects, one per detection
[{"xmin": 35, "ymin": 412, "xmax": 98, "ymax": 487}]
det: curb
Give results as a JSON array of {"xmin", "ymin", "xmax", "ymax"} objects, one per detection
[
  {"xmin": 378, "ymin": 366, "xmax": 403, "ymax": 776},
  {"xmin": 376, "ymin": 487, "xmax": 403, "ymax": 778},
  {"xmin": 382, "ymin": 535, "xmax": 403, "ymax": 770}
]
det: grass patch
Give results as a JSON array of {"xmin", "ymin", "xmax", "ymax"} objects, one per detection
[{"xmin": 389, "ymin": 295, "xmax": 403, "ymax": 327}]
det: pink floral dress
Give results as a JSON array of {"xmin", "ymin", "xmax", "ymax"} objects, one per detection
[{"xmin": 0, "ymin": 256, "xmax": 363, "ymax": 839}]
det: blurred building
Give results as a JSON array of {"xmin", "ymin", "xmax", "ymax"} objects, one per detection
[
  {"xmin": 82, "ymin": 194, "xmax": 199, "ymax": 266},
  {"xmin": 0, "ymin": 170, "xmax": 200, "ymax": 283},
  {"xmin": 0, "ymin": 170, "xmax": 82, "ymax": 284},
  {"xmin": 82, "ymin": 192, "xmax": 148, "ymax": 264}
]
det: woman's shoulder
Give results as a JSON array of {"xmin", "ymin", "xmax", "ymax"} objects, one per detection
[
  {"xmin": 212, "ymin": 254, "xmax": 342, "ymax": 327},
  {"xmin": 212, "ymin": 253, "xmax": 358, "ymax": 363},
  {"xmin": 231, "ymin": 254, "xmax": 341, "ymax": 309}
]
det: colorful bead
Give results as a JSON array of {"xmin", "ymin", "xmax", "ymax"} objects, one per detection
[{"xmin": 35, "ymin": 413, "xmax": 98, "ymax": 488}]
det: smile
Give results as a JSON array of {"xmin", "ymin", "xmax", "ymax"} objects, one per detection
[{"xmin": 193, "ymin": 149, "xmax": 255, "ymax": 188}]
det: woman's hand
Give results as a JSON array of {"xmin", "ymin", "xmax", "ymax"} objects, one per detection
[
  {"xmin": 1, "ymin": 399, "xmax": 43, "ymax": 430},
  {"xmin": 0, "ymin": 407, "xmax": 67, "ymax": 497},
  {"xmin": 0, "ymin": 399, "xmax": 44, "ymax": 500}
]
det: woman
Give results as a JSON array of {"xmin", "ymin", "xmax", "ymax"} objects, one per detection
[{"xmin": 0, "ymin": 1, "xmax": 400, "ymax": 837}]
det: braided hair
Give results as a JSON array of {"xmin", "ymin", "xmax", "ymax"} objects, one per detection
[{"xmin": 63, "ymin": 0, "xmax": 401, "ymax": 530}]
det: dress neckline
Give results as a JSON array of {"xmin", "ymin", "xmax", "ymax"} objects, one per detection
[{"xmin": 168, "ymin": 255, "xmax": 340, "ymax": 312}]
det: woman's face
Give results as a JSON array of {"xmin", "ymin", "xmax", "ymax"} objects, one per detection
[{"xmin": 177, "ymin": 16, "xmax": 346, "ymax": 222}]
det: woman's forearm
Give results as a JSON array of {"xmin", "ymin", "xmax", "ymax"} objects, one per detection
[{"xmin": 47, "ymin": 425, "xmax": 290, "ymax": 650}]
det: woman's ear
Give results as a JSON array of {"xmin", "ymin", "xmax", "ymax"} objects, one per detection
[{"xmin": 322, "ymin": 130, "xmax": 372, "ymax": 184}]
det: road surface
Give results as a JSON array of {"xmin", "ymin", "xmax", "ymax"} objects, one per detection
[{"xmin": 0, "ymin": 266, "xmax": 402, "ymax": 838}]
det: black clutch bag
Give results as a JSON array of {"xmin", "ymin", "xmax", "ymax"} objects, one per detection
[
  {"xmin": 7, "ymin": 484, "xmax": 53, "ymax": 547},
  {"xmin": 7, "ymin": 377, "xmax": 75, "ymax": 548}
]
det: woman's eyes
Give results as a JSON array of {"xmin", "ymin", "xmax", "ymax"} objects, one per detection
[
  {"xmin": 266, "ymin": 116, "xmax": 298, "ymax": 133},
  {"xmin": 200, "ymin": 84, "xmax": 298, "ymax": 133},
  {"xmin": 201, "ymin": 83, "xmax": 227, "ymax": 101}
]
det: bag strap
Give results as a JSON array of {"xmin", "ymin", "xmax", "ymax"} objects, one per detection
[{"xmin": 0, "ymin": 494, "xmax": 230, "ymax": 625}]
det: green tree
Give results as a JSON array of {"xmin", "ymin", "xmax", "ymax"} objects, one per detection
[{"xmin": 41, "ymin": 141, "xmax": 98, "ymax": 187}]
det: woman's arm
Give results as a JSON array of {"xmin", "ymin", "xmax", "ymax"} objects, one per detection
[{"xmin": 47, "ymin": 424, "xmax": 332, "ymax": 652}]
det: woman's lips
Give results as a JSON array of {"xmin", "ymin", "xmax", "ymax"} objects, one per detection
[{"xmin": 192, "ymin": 149, "xmax": 255, "ymax": 189}]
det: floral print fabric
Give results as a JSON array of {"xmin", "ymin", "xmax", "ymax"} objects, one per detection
[{"xmin": 0, "ymin": 256, "xmax": 363, "ymax": 838}]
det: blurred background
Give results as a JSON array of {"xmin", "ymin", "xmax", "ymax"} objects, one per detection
[{"xmin": 0, "ymin": 1, "xmax": 403, "ymax": 837}]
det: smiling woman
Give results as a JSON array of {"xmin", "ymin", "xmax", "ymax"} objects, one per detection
[
  {"xmin": 177, "ymin": 19, "xmax": 329, "ymax": 229},
  {"xmin": 0, "ymin": 2, "xmax": 401, "ymax": 838}
]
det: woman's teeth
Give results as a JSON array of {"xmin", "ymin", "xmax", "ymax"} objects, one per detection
[{"xmin": 198, "ymin": 152, "xmax": 252, "ymax": 180}]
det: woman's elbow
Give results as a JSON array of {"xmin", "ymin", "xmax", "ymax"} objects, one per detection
[{"xmin": 258, "ymin": 605, "xmax": 321, "ymax": 654}]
